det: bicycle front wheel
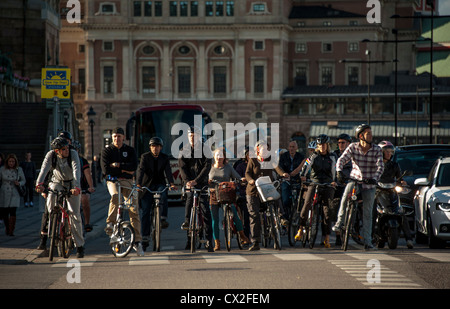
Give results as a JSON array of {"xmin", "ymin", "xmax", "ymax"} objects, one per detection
[
  {"xmin": 152, "ymin": 205, "xmax": 161, "ymax": 252},
  {"xmin": 268, "ymin": 202, "xmax": 282, "ymax": 250},
  {"xmin": 288, "ymin": 210, "xmax": 300, "ymax": 247},
  {"xmin": 308, "ymin": 203, "xmax": 320, "ymax": 249},
  {"xmin": 189, "ymin": 206, "xmax": 198, "ymax": 253},
  {"xmin": 111, "ymin": 221, "xmax": 135, "ymax": 258},
  {"xmin": 342, "ymin": 201, "xmax": 355, "ymax": 251},
  {"xmin": 58, "ymin": 215, "xmax": 73, "ymax": 258},
  {"xmin": 223, "ymin": 206, "xmax": 232, "ymax": 251},
  {"xmin": 49, "ymin": 212, "xmax": 59, "ymax": 261}
]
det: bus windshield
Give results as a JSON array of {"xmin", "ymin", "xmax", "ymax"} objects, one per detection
[{"xmin": 134, "ymin": 107, "xmax": 206, "ymax": 159}]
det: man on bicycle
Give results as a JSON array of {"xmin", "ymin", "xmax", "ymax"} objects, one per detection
[
  {"xmin": 278, "ymin": 140, "xmax": 304, "ymax": 223},
  {"xmin": 178, "ymin": 126, "xmax": 214, "ymax": 252},
  {"xmin": 101, "ymin": 127, "xmax": 144, "ymax": 256},
  {"xmin": 137, "ymin": 136, "xmax": 176, "ymax": 251},
  {"xmin": 35, "ymin": 137, "xmax": 85, "ymax": 258},
  {"xmin": 333, "ymin": 124, "xmax": 384, "ymax": 250}
]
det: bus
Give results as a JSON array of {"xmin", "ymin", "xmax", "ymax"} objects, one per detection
[{"xmin": 126, "ymin": 104, "xmax": 212, "ymax": 201}]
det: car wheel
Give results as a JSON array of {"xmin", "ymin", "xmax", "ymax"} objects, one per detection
[{"xmin": 427, "ymin": 212, "xmax": 446, "ymax": 249}]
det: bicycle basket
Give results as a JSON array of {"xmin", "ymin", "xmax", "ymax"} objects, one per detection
[
  {"xmin": 217, "ymin": 182, "xmax": 237, "ymax": 204},
  {"xmin": 255, "ymin": 176, "xmax": 280, "ymax": 202}
]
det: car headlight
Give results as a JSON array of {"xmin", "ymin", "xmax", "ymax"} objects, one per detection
[
  {"xmin": 437, "ymin": 203, "xmax": 450, "ymax": 212},
  {"xmin": 395, "ymin": 186, "xmax": 411, "ymax": 194}
]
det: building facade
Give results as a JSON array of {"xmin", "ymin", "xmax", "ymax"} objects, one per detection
[{"xmin": 59, "ymin": 0, "xmax": 450, "ymax": 159}]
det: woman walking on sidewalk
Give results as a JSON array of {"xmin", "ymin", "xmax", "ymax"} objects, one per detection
[{"xmin": 0, "ymin": 154, "xmax": 26, "ymax": 236}]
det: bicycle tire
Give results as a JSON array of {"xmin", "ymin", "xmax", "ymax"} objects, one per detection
[
  {"xmin": 224, "ymin": 206, "xmax": 232, "ymax": 251},
  {"xmin": 189, "ymin": 206, "xmax": 198, "ymax": 253},
  {"xmin": 342, "ymin": 200, "xmax": 355, "ymax": 251},
  {"xmin": 111, "ymin": 221, "xmax": 135, "ymax": 258},
  {"xmin": 288, "ymin": 210, "xmax": 300, "ymax": 247},
  {"xmin": 152, "ymin": 205, "xmax": 161, "ymax": 252},
  {"xmin": 49, "ymin": 212, "xmax": 59, "ymax": 261},
  {"xmin": 235, "ymin": 207, "xmax": 244, "ymax": 250},
  {"xmin": 268, "ymin": 203, "xmax": 282, "ymax": 250},
  {"xmin": 308, "ymin": 203, "xmax": 320, "ymax": 249},
  {"xmin": 58, "ymin": 215, "xmax": 73, "ymax": 258}
]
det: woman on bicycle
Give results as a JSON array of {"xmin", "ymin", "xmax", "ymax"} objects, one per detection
[
  {"xmin": 295, "ymin": 134, "xmax": 336, "ymax": 248},
  {"xmin": 209, "ymin": 148, "xmax": 249, "ymax": 251}
]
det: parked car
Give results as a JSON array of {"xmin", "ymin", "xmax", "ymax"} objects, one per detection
[
  {"xmin": 413, "ymin": 156, "xmax": 450, "ymax": 248},
  {"xmin": 393, "ymin": 144, "xmax": 450, "ymax": 234}
]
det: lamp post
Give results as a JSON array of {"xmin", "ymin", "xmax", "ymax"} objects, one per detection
[
  {"xmin": 339, "ymin": 57, "xmax": 392, "ymax": 125},
  {"xmin": 87, "ymin": 106, "xmax": 96, "ymax": 162},
  {"xmin": 362, "ymin": 34, "xmax": 431, "ymax": 145}
]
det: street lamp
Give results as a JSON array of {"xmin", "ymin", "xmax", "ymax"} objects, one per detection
[
  {"xmin": 87, "ymin": 106, "xmax": 96, "ymax": 162},
  {"xmin": 362, "ymin": 34, "xmax": 431, "ymax": 145},
  {"xmin": 339, "ymin": 57, "xmax": 392, "ymax": 125}
]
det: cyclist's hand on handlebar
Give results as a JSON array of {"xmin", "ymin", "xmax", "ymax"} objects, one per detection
[
  {"xmin": 331, "ymin": 181, "xmax": 337, "ymax": 187},
  {"xmin": 71, "ymin": 188, "xmax": 81, "ymax": 196},
  {"xmin": 282, "ymin": 173, "xmax": 290, "ymax": 180},
  {"xmin": 300, "ymin": 176, "xmax": 306, "ymax": 182},
  {"xmin": 35, "ymin": 185, "xmax": 45, "ymax": 193},
  {"xmin": 170, "ymin": 184, "xmax": 177, "ymax": 191}
]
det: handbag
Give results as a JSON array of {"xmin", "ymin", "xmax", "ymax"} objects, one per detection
[{"xmin": 15, "ymin": 169, "xmax": 26, "ymax": 197}]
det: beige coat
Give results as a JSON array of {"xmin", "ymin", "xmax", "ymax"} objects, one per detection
[{"xmin": 0, "ymin": 166, "xmax": 26, "ymax": 208}]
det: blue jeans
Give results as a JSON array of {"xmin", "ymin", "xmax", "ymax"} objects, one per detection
[
  {"xmin": 210, "ymin": 203, "xmax": 244, "ymax": 241},
  {"xmin": 140, "ymin": 184, "xmax": 168, "ymax": 239}
]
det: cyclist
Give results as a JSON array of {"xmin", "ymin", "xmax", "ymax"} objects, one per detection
[
  {"xmin": 332, "ymin": 124, "xmax": 384, "ymax": 250},
  {"xmin": 278, "ymin": 140, "xmax": 305, "ymax": 222},
  {"xmin": 377, "ymin": 141, "xmax": 414, "ymax": 249},
  {"xmin": 35, "ymin": 137, "xmax": 85, "ymax": 258},
  {"xmin": 137, "ymin": 136, "xmax": 176, "ymax": 251},
  {"xmin": 209, "ymin": 147, "xmax": 249, "ymax": 251},
  {"xmin": 295, "ymin": 134, "xmax": 336, "ymax": 248},
  {"xmin": 331, "ymin": 133, "xmax": 352, "ymax": 246},
  {"xmin": 101, "ymin": 127, "xmax": 144, "ymax": 256},
  {"xmin": 179, "ymin": 126, "xmax": 214, "ymax": 252},
  {"xmin": 245, "ymin": 140, "xmax": 285, "ymax": 251},
  {"xmin": 73, "ymin": 141, "xmax": 95, "ymax": 233},
  {"xmin": 233, "ymin": 146, "xmax": 251, "ymax": 240}
]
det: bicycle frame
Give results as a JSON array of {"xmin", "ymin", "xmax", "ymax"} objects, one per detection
[
  {"xmin": 186, "ymin": 186, "xmax": 209, "ymax": 253},
  {"xmin": 341, "ymin": 179, "xmax": 364, "ymax": 251}
]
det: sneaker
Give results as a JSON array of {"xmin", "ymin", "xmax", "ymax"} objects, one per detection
[
  {"xmin": 364, "ymin": 244, "xmax": 377, "ymax": 251},
  {"xmin": 25, "ymin": 202, "xmax": 29, "ymax": 208},
  {"xmin": 134, "ymin": 242, "xmax": 145, "ymax": 256},
  {"xmin": 76, "ymin": 246, "xmax": 85, "ymax": 258},
  {"xmin": 406, "ymin": 239, "xmax": 414, "ymax": 249},
  {"xmin": 332, "ymin": 222, "xmax": 343, "ymax": 232},
  {"xmin": 104, "ymin": 223, "xmax": 113, "ymax": 235},
  {"xmin": 248, "ymin": 242, "xmax": 260, "ymax": 251},
  {"xmin": 180, "ymin": 221, "xmax": 189, "ymax": 230},
  {"xmin": 294, "ymin": 228, "xmax": 304, "ymax": 241},
  {"xmin": 30, "ymin": 201, "xmax": 34, "ymax": 207}
]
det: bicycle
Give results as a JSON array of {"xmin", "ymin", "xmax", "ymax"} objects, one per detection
[
  {"xmin": 47, "ymin": 188, "xmax": 74, "ymax": 261},
  {"xmin": 296, "ymin": 181, "xmax": 335, "ymax": 249},
  {"xmin": 256, "ymin": 178, "xmax": 282, "ymax": 250},
  {"xmin": 108, "ymin": 179, "xmax": 138, "ymax": 258},
  {"xmin": 186, "ymin": 185, "xmax": 210, "ymax": 253},
  {"xmin": 281, "ymin": 179, "xmax": 302, "ymax": 247},
  {"xmin": 210, "ymin": 179, "xmax": 245, "ymax": 251},
  {"xmin": 140, "ymin": 185, "xmax": 170, "ymax": 252},
  {"xmin": 341, "ymin": 179, "xmax": 364, "ymax": 251}
]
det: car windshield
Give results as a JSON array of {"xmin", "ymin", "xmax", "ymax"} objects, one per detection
[
  {"xmin": 436, "ymin": 163, "xmax": 450, "ymax": 187},
  {"xmin": 395, "ymin": 149, "xmax": 450, "ymax": 176}
]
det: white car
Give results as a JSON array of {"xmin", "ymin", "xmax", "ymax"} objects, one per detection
[{"xmin": 414, "ymin": 157, "xmax": 450, "ymax": 248}]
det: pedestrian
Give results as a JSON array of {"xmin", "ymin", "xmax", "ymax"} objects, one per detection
[
  {"xmin": 35, "ymin": 137, "xmax": 85, "ymax": 258},
  {"xmin": 73, "ymin": 141, "xmax": 95, "ymax": 233},
  {"xmin": 245, "ymin": 140, "xmax": 285, "ymax": 251},
  {"xmin": 101, "ymin": 127, "xmax": 144, "ymax": 256},
  {"xmin": 20, "ymin": 152, "xmax": 37, "ymax": 207},
  {"xmin": 0, "ymin": 154, "xmax": 26, "ymax": 236},
  {"xmin": 333, "ymin": 124, "xmax": 384, "ymax": 250},
  {"xmin": 208, "ymin": 147, "xmax": 249, "ymax": 251},
  {"xmin": 295, "ymin": 134, "xmax": 337, "ymax": 248},
  {"xmin": 136, "ymin": 136, "xmax": 176, "ymax": 251},
  {"xmin": 178, "ymin": 126, "xmax": 214, "ymax": 252}
]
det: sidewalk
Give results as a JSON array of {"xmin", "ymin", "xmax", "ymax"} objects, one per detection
[{"xmin": 0, "ymin": 183, "xmax": 110, "ymax": 265}]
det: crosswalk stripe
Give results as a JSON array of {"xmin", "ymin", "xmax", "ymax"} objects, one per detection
[
  {"xmin": 202, "ymin": 254, "xmax": 248, "ymax": 263},
  {"xmin": 344, "ymin": 252, "xmax": 402, "ymax": 261},
  {"xmin": 273, "ymin": 253, "xmax": 325, "ymax": 261},
  {"xmin": 129, "ymin": 256, "xmax": 170, "ymax": 265},
  {"xmin": 51, "ymin": 257, "xmax": 98, "ymax": 267},
  {"xmin": 415, "ymin": 252, "xmax": 450, "ymax": 262}
]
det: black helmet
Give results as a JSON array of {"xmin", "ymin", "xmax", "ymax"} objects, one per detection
[
  {"xmin": 337, "ymin": 133, "xmax": 352, "ymax": 143},
  {"xmin": 51, "ymin": 137, "xmax": 69, "ymax": 150},
  {"xmin": 73, "ymin": 140, "xmax": 82, "ymax": 151},
  {"xmin": 149, "ymin": 137, "xmax": 164, "ymax": 147},
  {"xmin": 316, "ymin": 134, "xmax": 330, "ymax": 144},
  {"xmin": 58, "ymin": 131, "xmax": 72, "ymax": 141},
  {"xmin": 355, "ymin": 124, "xmax": 371, "ymax": 139}
]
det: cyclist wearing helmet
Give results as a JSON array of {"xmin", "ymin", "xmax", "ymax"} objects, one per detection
[
  {"xmin": 137, "ymin": 137, "xmax": 176, "ymax": 251},
  {"xmin": 377, "ymin": 141, "xmax": 413, "ymax": 249},
  {"xmin": 36, "ymin": 137, "xmax": 85, "ymax": 258},
  {"xmin": 179, "ymin": 125, "xmax": 214, "ymax": 252},
  {"xmin": 296, "ymin": 134, "xmax": 336, "ymax": 248},
  {"xmin": 333, "ymin": 124, "xmax": 384, "ymax": 250}
]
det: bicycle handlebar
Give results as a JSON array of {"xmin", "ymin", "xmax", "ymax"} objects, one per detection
[
  {"xmin": 47, "ymin": 188, "xmax": 72, "ymax": 197},
  {"xmin": 140, "ymin": 185, "xmax": 170, "ymax": 194}
]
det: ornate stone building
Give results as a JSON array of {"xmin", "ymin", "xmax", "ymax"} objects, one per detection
[{"xmin": 59, "ymin": 0, "xmax": 449, "ymax": 158}]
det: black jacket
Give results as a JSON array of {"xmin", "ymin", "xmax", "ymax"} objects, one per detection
[
  {"xmin": 137, "ymin": 152, "xmax": 174, "ymax": 194},
  {"xmin": 178, "ymin": 143, "xmax": 211, "ymax": 187},
  {"xmin": 379, "ymin": 160, "xmax": 402, "ymax": 184},
  {"xmin": 101, "ymin": 143, "xmax": 137, "ymax": 179},
  {"xmin": 301, "ymin": 152, "xmax": 336, "ymax": 184},
  {"xmin": 278, "ymin": 151, "xmax": 304, "ymax": 181}
]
